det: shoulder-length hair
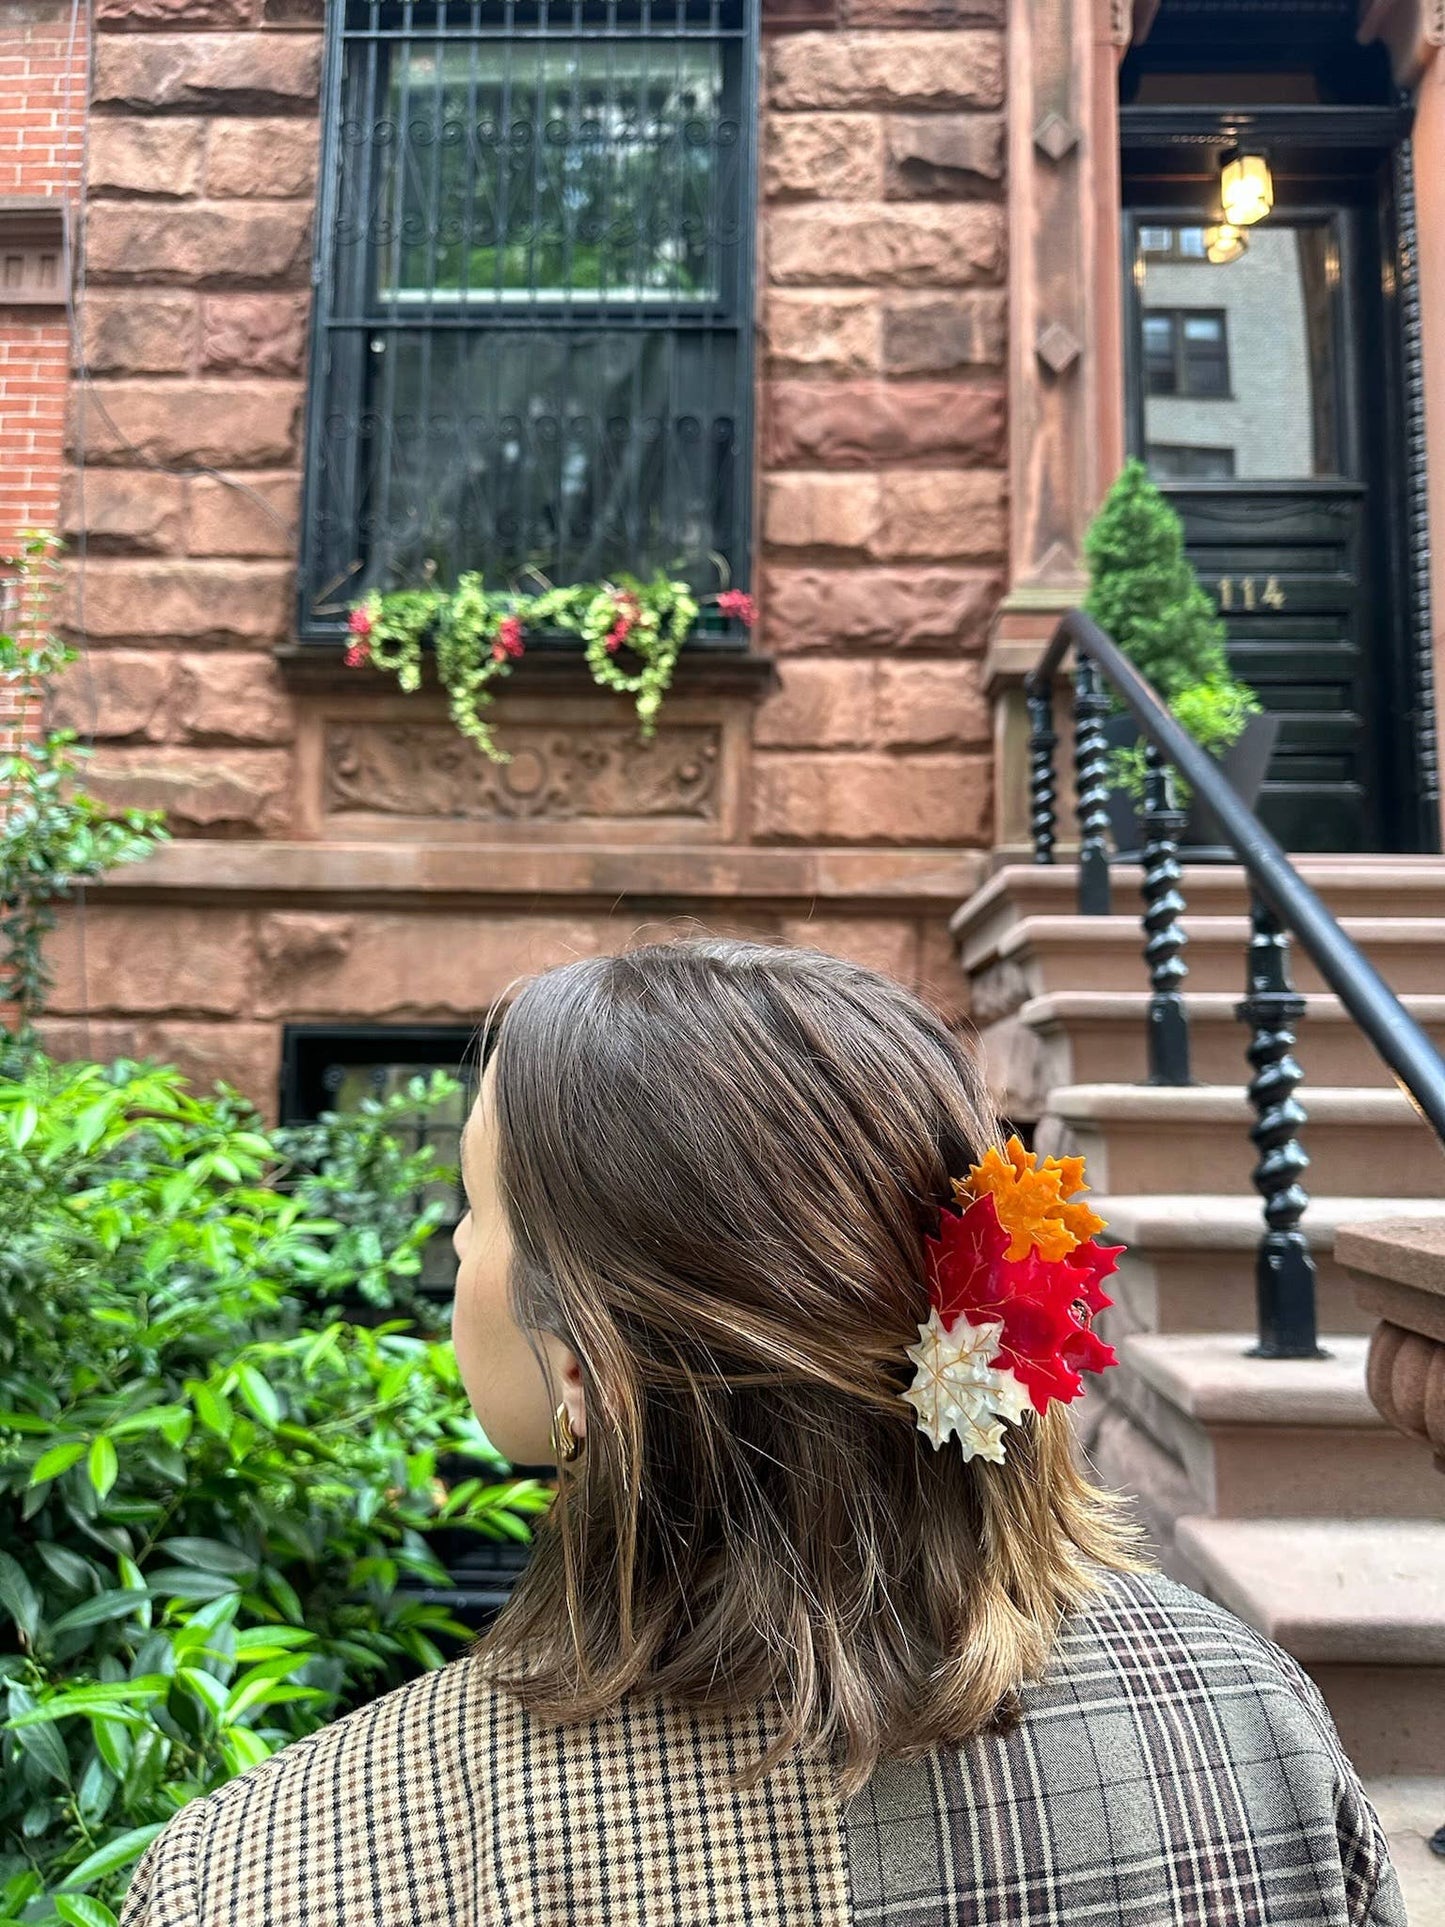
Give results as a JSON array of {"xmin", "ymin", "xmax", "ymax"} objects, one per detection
[{"xmin": 482, "ymin": 937, "xmax": 1140, "ymax": 1790}]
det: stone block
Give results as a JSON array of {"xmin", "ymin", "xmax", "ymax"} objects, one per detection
[
  {"xmin": 763, "ymin": 0, "xmax": 839, "ymax": 27},
  {"xmin": 763, "ymin": 291, "xmax": 881, "ymax": 377},
  {"xmin": 200, "ymin": 294, "xmax": 310, "ymax": 376},
  {"xmin": 763, "ymin": 473, "xmax": 880, "ymax": 554},
  {"xmin": 187, "ymin": 473, "xmax": 299, "ymax": 557},
  {"xmin": 253, "ymin": 913, "xmax": 617, "ymax": 1020},
  {"xmin": 206, "ymin": 118, "xmax": 321, "ymax": 199},
  {"xmin": 764, "ymin": 115, "xmax": 884, "ymax": 201},
  {"xmin": 875, "ymin": 658, "xmax": 989, "ymax": 747},
  {"xmin": 50, "ymin": 649, "xmax": 173, "ymax": 740},
  {"xmin": 93, "ymin": 33, "xmax": 322, "ymax": 113},
  {"xmin": 754, "ymin": 659, "xmax": 877, "ymax": 748},
  {"xmin": 769, "ymin": 32, "xmax": 1004, "ymax": 111},
  {"xmin": 86, "ymin": 203, "xmax": 313, "ymax": 286},
  {"xmin": 885, "ymin": 115, "xmax": 1004, "ymax": 198},
  {"xmin": 38, "ymin": 1018, "xmax": 282, "ymax": 1118},
  {"xmin": 74, "ymin": 559, "xmax": 293, "ymax": 643},
  {"xmin": 846, "ymin": 0, "xmax": 1003, "ymax": 20},
  {"xmin": 777, "ymin": 914, "xmax": 920, "ymax": 984},
  {"xmin": 761, "ymin": 565, "xmax": 1000, "ymax": 653},
  {"xmin": 88, "ymin": 117, "xmax": 205, "ymax": 198},
  {"xmin": 915, "ymin": 914, "xmax": 968, "ymax": 1020},
  {"xmin": 59, "ymin": 468, "xmax": 186, "ymax": 554},
  {"xmin": 171, "ymin": 651, "xmax": 295, "ymax": 742},
  {"xmin": 96, "ymin": 0, "xmax": 262, "ymax": 22},
  {"xmin": 84, "ymin": 746, "xmax": 294, "ymax": 835},
  {"xmin": 872, "ymin": 470, "xmax": 1005, "ymax": 560},
  {"xmin": 769, "ymin": 203, "xmax": 1003, "ymax": 287},
  {"xmin": 883, "ymin": 291, "xmax": 1006, "ymax": 373},
  {"xmin": 752, "ymin": 750, "xmax": 991, "ymax": 843},
  {"xmin": 44, "ymin": 906, "xmax": 256, "ymax": 1017},
  {"xmin": 766, "ymin": 379, "xmax": 1004, "ymax": 466},
  {"xmin": 80, "ymin": 380, "xmax": 300, "ymax": 467},
  {"xmin": 82, "ymin": 292, "xmax": 196, "ymax": 377}
]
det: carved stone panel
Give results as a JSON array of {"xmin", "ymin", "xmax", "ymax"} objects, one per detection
[{"xmin": 322, "ymin": 721, "xmax": 722, "ymax": 829}]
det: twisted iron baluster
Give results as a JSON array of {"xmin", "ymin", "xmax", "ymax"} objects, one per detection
[
  {"xmin": 1074, "ymin": 654, "xmax": 1112, "ymax": 915},
  {"xmin": 1236, "ymin": 894, "xmax": 1322, "ymax": 1358},
  {"xmin": 1140, "ymin": 744, "xmax": 1191, "ymax": 1085},
  {"xmin": 1027, "ymin": 679, "xmax": 1057, "ymax": 866}
]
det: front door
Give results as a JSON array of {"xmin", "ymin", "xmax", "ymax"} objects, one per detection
[{"xmin": 1122, "ymin": 158, "xmax": 1421, "ymax": 852}]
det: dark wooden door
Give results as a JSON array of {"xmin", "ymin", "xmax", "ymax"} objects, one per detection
[{"xmin": 1123, "ymin": 187, "xmax": 1416, "ymax": 851}]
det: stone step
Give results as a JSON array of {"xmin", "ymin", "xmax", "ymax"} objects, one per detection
[
  {"xmin": 1172, "ymin": 1516, "xmax": 1445, "ymax": 1774},
  {"xmin": 990, "ymin": 991, "xmax": 1445, "ymax": 1117},
  {"xmin": 1109, "ymin": 1333, "xmax": 1445, "ymax": 1520},
  {"xmin": 1093, "ymin": 1195, "xmax": 1445, "ymax": 1338},
  {"xmin": 1044, "ymin": 1084, "xmax": 1445, "ymax": 1199}
]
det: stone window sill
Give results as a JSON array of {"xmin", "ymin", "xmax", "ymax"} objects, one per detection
[{"xmin": 275, "ymin": 635, "xmax": 778, "ymax": 701}]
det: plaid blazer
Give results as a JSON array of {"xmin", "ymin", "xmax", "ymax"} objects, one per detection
[{"xmin": 121, "ymin": 1572, "xmax": 1405, "ymax": 1927}]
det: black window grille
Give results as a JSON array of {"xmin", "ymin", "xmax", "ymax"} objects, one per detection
[{"xmin": 299, "ymin": 0, "xmax": 761, "ymax": 639}]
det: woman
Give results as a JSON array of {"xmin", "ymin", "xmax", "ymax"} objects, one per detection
[{"xmin": 123, "ymin": 939, "xmax": 1403, "ymax": 1926}]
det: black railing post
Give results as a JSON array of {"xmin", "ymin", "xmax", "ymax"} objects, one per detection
[
  {"xmin": 1140, "ymin": 744, "xmax": 1191, "ymax": 1085},
  {"xmin": 1027, "ymin": 679, "xmax": 1058, "ymax": 866},
  {"xmin": 1237, "ymin": 894, "xmax": 1322, "ymax": 1359},
  {"xmin": 1073, "ymin": 654, "xmax": 1112, "ymax": 916}
]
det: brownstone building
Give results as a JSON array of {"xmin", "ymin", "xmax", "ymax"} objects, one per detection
[{"xmin": 7, "ymin": 0, "xmax": 1445, "ymax": 1818}]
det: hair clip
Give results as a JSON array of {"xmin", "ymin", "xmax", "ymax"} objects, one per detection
[{"xmin": 903, "ymin": 1137, "xmax": 1123, "ymax": 1463}]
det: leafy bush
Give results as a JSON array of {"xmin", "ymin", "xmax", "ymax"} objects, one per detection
[
  {"xmin": 1109, "ymin": 674, "xmax": 1263, "ymax": 805},
  {"xmin": 0, "ymin": 1056, "xmax": 551, "ymax": 1925}
]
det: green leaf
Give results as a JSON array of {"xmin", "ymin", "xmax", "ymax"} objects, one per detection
[
  {"xmin": 56, "ymin": 1896, "xmax": 120, "ymax": 1927},
  {"xmin": 6, "ymin": 1678, "xmax": 168, "ymax": 1724},
  {"xmin": 86, "ymin": 1437, "xmax": 118, "ymax": 1503},
  {"xmin": 8, "ymin": 1100, "xmax": 39, "ymax": 1150},
  {"xmin": 29, "ymin": 1439, "xmax": 87, "ymax": 1485},
  {"xmin": 155, "ymin": 1538, "xmax": 257, "ymax": 1579},
  {"xmin": 59, "ymin": 1822, "xmax": 165, "ymax": 1892},
  {"xmin": 47, "ymin": 1591, "xmax": 149, "ymax": 1637},
  {"xmin": 10, "ymin": 1713, "xmax": 70, "ymax": 1784},
  {"xmin": 186, "ymin": 1380, "xmax": 233, "ymax": 1439},
  {"xmin": 235, "ymin": 1365, "xmax": 281, "ymax": 1429},
  {"xmin": 0, "ymin": 1549, "xmax": 40, "ymax": 1639},
  {"xmin": 140, "ymin": 1568, "xmax": 239, "ymax": 1603}
]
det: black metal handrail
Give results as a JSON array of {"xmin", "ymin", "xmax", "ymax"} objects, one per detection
[{"xmin": 1026, "ymin": 609, "xmax": 1445, "ymax": 1359}]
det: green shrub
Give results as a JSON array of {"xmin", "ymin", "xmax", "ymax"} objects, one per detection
[
  {"xmin": 0, "ymin": 1056, "xmax": 551, "ymax": 1925},
  {"xmin": 1109, "ymin": 675, "xmax": 1263, "ymax": 805}
]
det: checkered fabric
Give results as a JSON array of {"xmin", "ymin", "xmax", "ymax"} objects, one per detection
[{"xmin": 121, "ymin": 1572, "xmax": 1403, "ymax": 1926}]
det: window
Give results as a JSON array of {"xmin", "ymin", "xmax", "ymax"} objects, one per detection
[
  {"xmin": 1139, "ymin": 225, "xmax": 1208, "ymax": 262},
  {"xmin": 1142, "ymin": 308, "xmax": 1231, "ymax": 398},
  {"xmin": 300, "ymin": 1, "xmax": 760, "ymax": 639},
  {"xmin": 1145, "ymin": 442, "xmax": 1237, "ymax": 481}
]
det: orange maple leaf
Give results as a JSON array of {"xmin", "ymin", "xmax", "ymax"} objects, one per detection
[{"xmin": 959, "ymin": 1135, "xmax": 1105, "ymax": 1262}]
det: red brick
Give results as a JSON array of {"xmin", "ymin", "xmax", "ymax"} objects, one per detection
[
  {"xmin": 92, "ymin": 33, "xmax": 321, "ymax": 113},
  {"xmin": 761, "ymin": 566, "xmax": 1000, "ymax": 652},
  {"xmin": 769, "ymin": 32, "xmax": 1003, "ymax": 111},
  {"xmin": 764, "ymin": 114, "xmax": 884, "ymax": 201},
  {"xmin": 187, "ymin": 473, "xmax": 298, "ymax": 557},
  {"xmin": 205, "ymin": 117, "xmax": 320, "ymax": 198},
  {"xmin": 86, "ymin": 203, "xmax": 313, "ymax": 286},
  {"xmin": 883, "ymin": 292, "xmax": 1007, "ymax": 373},
  {"xmin": 50, "ymin": 648, "xmax": 173, "ymax": 739},
  {"xmin": 84, "ymin": 746, "xmax": 294, "ymax": 835},
  {"xmin": 200, "ymin": 293, "xmax": 309, "ymax": 376},
  {"xmin": 885, "ymin": 115, "xmax": 1004, "ymax": 198},
  {"xmin": 763, "ymin": 473, "xmax": 879, "ymax": 554},
  {"xmin": 88, "ymin": 116, "xmax": 204, "ymax": 197},
  {"xmin": 44, "ymin": 905, "xmax": 256, "ymax": 1017},
  {"xmin": 764, "ymin": 291, "xmax": 881, "ymax": 377},
  {"xmin": 71, "ymin": 558, "xmax": 292, "ymax": 643},
  {"xmin": 766, "ymin": 380, "xmax": 1004, "ymax": 466},
  {"xmin": 872, "ymin": 471, "xmax": 1005, "ymax": 560},
  {"xmin": 96, "ymin": 0, "xmax": 262, "ymax": 23},
  {"xmin": 59, "ymin": 468, "xmax": 186, "ymax": 553},
  {"xmin": 80, "ymin": 380, "xmax": 300, "ymax": 467},
  {"xmin": 768, "ymin": 204, "xmax": 1003, "ymax": 287},
  {"xmin": 752, "ymin": 751, "xmax": 991, "ymax": 843},
  {"xmin": 82, "ymin": 293, "xmax": 196, "ymax": 375},
  {"xmin": 171, "ymin": 651, "xmax": 294, "ymax": 742},
  {"xmin": 777, "ymin": 914, "xmax": 920, "ymax": 984}
]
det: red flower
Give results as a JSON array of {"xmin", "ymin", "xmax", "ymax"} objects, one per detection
[
  {"xmin": 343, "ymin": 640, "xmax": 370, "ymax": 668},
  {"xmin": 491, "ymin": 614, "xmax": 525, "ymax": 663},
  {"xmin": 717, "ymin": 589, "xmax": 757, "ymax": 629},
  {"xmin": 348, "ymin": 605, "xmax": 373, "ymax": 638}
]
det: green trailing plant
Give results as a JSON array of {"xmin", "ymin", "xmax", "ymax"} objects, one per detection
[
  {"xmin": 346, "ymin": 572, "xmax": 755, "ymax": 763},
  {"xmin": 1084, "ymin": 461, "xmax": 1262, "ymax": 801},
  {"xmin": 0, "ymin": 1055, "xmax": 551, "ymax": 1923},
  {"xmin": 1, "ymin": 538, "xmax": 167, "ymax": 1048}
]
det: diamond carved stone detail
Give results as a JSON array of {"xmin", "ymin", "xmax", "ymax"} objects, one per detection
[
  {"xmin": 1036, "ymin": 322, "xmax": 1082, "ymax": 375},
  {"xmin": 1033, "ymin": 113, "xmax": 1079, "ymax": 162},
  {"xmin": 323, "ymin": 721, "xmax": 722, "ymax": 824}
]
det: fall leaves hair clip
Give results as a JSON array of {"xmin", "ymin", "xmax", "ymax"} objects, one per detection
[{"xmin": 903, "ymin": 1137, "xmax": 1123, "ymax": 1464}]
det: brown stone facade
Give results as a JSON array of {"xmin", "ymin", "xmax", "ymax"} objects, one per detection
[{"xmin": 26, "ymin": 0, "xmax": 1009, "ymax": 1112}]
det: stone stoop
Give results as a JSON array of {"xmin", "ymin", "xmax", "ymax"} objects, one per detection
[{"xmin": 952, "ymin": 858, "xmax": 1445, "ymax": 1773}]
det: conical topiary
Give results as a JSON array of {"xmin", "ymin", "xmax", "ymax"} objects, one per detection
[{"xmin": 1083, "ymin": 458, "xmax": 1231, "ymax": 700}]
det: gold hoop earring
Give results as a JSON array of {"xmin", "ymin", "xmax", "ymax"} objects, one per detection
[{"xmin": 550, "ymin": 1401, "xmax": 584, "ymax": 1466}]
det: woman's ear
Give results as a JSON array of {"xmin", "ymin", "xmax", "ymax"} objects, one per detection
[{"xmin": 558, "ymin": 1348, "xmax": 587, "ymax": 1441}]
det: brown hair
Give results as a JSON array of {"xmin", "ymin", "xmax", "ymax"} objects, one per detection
[{"xmin": 483, "ymin": 937, "xmax": 1140, "ymax": 1789}]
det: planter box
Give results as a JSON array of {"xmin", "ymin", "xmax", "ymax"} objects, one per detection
[{"xmin": 1104, "ymin": 712, "xmax": 1280, "ymax": 863}]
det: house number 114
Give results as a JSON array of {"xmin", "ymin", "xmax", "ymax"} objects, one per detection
[{"xmin": 1216, "ymin": 575, "xmax": 1287, "ymax": 612}]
